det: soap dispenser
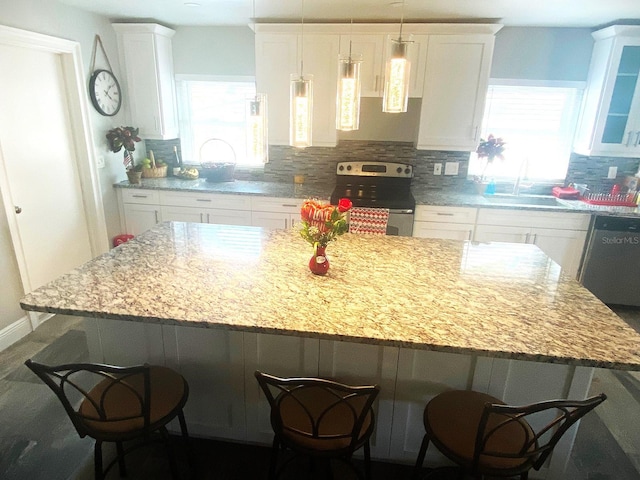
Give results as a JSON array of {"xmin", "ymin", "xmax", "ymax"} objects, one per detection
[{"xmin": 485, "ymin": 179, "xmax": 496, "ymax": 195}]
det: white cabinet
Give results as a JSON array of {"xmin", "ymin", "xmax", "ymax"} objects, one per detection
[
  {"xmin": 159, "ymin": 191, "xmax": 252, "ymax": 226},
  {"xmin": 113, "ymin": 23, "xmax": 178, "ymax": 140},
  {"xmin": 254, "ymin": 26, "xmax": 339, "ymax": 147},
  {"xmin": 474, "ymin": 209, "xmax": 590, "ymax": 278},
  {"xmin": 251, "ymin": 196, "xmax": 302, "ymax": 230},
  {"xmin": 413, "ymin": 205, "xmax": 477, "ymax": 240},
  {"xmin": 417, "ymin": 33, "xmax": 497, "ymax": 151},
  {"xmin": 338, "ymin": 33, "xmax": 428, "ymax": 98},
  {"xmin": 119, "ymin": 188, "xmax": 162, "ymax": 235},
  {"xmin": 574, "ymin": 25, "xmax": 640, "ymax": 157}
]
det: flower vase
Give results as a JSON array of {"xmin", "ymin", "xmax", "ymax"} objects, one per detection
[
  {"xmin": 309, "ymin": 245, "xmax": 330, "ymax": 275},
  {"xmin": 126, "ymin": 170, "xmax": 142, "ymax": 184}
]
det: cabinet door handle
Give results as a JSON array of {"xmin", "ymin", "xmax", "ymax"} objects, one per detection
[
  {"xmin": 627, "ymin": 131, "xmax": 634, "ymax": 147},
  {"xmin": 200, "ymin": 213, "xmax": 204, "ymax": 223},
  {"xmin": 467, "ymin": 230, "xmax": 473, "ymax": 241},
  {"xmin": 531, "ymin": 233, "xmax": 538, "ymax": 244},
  {"xmin": 154, "ymin": 211, "xmax": 159, "ymax": 223},
  {"xmin": 284, "ymin": 219, "xmax": 288, "ymax": 229},
  {"xmin": 635, "ymin": 131, "xmax": 640, "ymax": 147},
  {"xmin": 374, "ymin": 75, "xmax": 379, "ymax": 92},
  {"xmin": 207, "ymin": 213, "xmax": 211, "ymax": 223},
  {"xmin": 473, "ymin": 126, "xmax": 479, "ymax": 141},
  {"xmin": 524, "ymin": 232, "xmax": 530, "ymax": 243}
]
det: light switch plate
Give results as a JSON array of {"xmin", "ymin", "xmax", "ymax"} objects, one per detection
[
  {"xmin": 96, "ymin": 155, "xmax": 105, "ymax": 169},
  {"xmin": 433, "ymin": 163, "xmax": 442, "ymax": 175},
  {"xmin": 608, "ymin": 166, "xmax": 618, "ymax": 179},
  {"xmin": 444, "ymin": 162, "xmax": 459, "ymax": 176}
]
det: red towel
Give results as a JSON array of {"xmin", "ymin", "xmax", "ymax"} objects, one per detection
[{"xmin": 348, "ymin": 207, "xmax": 389, "ymax": 235}]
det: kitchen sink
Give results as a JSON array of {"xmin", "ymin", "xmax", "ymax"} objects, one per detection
[{"xmin": 483, "ymin": 194, "xmax": 564, "ymax": 207}]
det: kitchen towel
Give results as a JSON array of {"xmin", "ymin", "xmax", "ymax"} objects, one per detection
[{"xmin": 348, "ymin": 207, "xmax": 390, "ymax": 235}]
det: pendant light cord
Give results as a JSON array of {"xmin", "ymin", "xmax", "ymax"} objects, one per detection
[
  {"xmin": 300, "ymin": 0, "xmax": 305, "ymax": 77},
  {"xmin": 399, "ymin": 0, "xmax": 405, "ymax": 41}
]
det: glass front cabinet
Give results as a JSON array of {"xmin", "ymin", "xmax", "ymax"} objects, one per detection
[{"xmin": 574, "ymin": 25, "xmax": 640, "ymax": 157}]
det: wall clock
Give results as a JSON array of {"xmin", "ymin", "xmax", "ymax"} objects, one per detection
[{"xmin": 89, "ymin": 69, "xmax": 122, "ymax": 116}]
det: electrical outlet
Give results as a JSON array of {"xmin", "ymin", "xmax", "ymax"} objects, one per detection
[
  {"xmin": 608, "ymin": 166, "xmax": 618, "ymax": 179},
  {"xmin": 433, "ymin": 163, "xmax": 442, "ymax": 175},
  {"xmin": 444, "ymin": 162, "xmax": 459, "ymax": 176},
  {"xmin": 96, "ymin": 155, "xmax": 105, "ymax": 169}
]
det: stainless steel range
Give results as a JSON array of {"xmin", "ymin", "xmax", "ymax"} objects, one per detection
[{"xmin": 330, "ymin": 161, "xmax": 415, "ymax": 236}]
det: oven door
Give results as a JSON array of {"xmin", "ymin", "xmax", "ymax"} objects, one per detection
[{"xmin": 387, "ymin": 209, "xmax": 414, "ymax": 236}]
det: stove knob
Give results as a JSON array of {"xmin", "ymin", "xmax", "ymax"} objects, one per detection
[
  {"xmin": 396, "ymin": 167, "xmax": 402, "ymax": 174},
  {"xmin": 347, "ymin": 165, "xmax": 352, "ymax": 171},
  {"xmin": 338, "ymin": 165, "xmax": 344, "ymax": 171},
  {"xmin": 405, "ymin": 167, "xmax": 411, "ymax": 175}
]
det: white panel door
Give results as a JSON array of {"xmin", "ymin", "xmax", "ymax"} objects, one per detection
[
  {"xmin": 473, "ymin": 224, "xmax": 530, "ymax": 244},
  {"xmin": 164, "ymin": 325, "xmax": 246, "ymax": 440},
  {"xmin": 390, "ymin": 349, "xmax": 475, "ymax": 462},
  {"xmin": 319, "ymin": 340, "xmax": 398, "ymax": 459},
  {"xmin": 413, "ymin": 222, "xmax": 474, "ymax": 241},
  {"xmin": 339, "ymin": 34, "xmax": 385, "ymax": 97},
  {"xmin": 0, "ymin": 43, "xmax": 93, "ymax": 292},
  {"xmin": 244, "ymin": 333, "xmax": 320, "ymax": 444},
  {"xmin": 123, "ymin": 203, "xmax": 161, "ymax": 235}
]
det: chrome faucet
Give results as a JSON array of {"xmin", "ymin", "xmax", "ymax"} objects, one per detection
[{"xmin": 513, "ymin": 158, "xmax": 530, "ymax": 195}]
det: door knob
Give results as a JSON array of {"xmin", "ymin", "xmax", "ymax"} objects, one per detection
[{"xmin": 15, "ymin": 206, "xmax": 22, "ymax": 214}]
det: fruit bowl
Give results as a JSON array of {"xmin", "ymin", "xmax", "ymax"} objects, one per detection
[{"xmin": 200, "ymin": 162, "xmax": 235, "ymax": 182}]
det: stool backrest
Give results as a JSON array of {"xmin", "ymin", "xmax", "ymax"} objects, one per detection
[
  {"xmin": 25, "ymin": 360, "xmax": 151, "ymax": 439},
  {"xmin": 255, "ymin": 371, "xmax": 380, "ymax": 451},
  {"xmin": 474, "ymin": 393, "xmax": 606, "ymax": 472}
]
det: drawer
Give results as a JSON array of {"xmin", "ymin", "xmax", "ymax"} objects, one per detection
[
  {"xmin": 160, "ymin": 191, "xmax": 252, "ymax": 210},
  {"xmin": 414, "ymin": 205, "xmax": 477, "ymax": 224},
  {"xmin": 251, "ymin": 196, "xmax": 302, "ymax": 214},
  {"xmin": 477, "ymin": 208, "xmax": 590, "ymax": 230},
  {"xmin": 120, "ymin": 189, "xmax": 161, "ymax": 205}
]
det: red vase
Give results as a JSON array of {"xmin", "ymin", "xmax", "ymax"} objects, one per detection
[{"xmin": 309, "ymin": 245, "xmax": 330, "ymax": 275}]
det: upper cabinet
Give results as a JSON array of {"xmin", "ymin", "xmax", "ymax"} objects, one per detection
[
  {"xmin": 574, "ymin": 25, "xmax": 640, "ymax": 157},
  {"xmin": 254, "ymin": 25, "xmax": 339, "ymax": 147},
  {"xmin": 113, "ymin": 23, "xmax": 179, "ymax": 140},
  {"xmin": 254, "ymin": 23, "xmax": 501, "ymax": 150},
  {"xmin": 416, "ymin": 31, "xmax": 498, "ymax": 151}
]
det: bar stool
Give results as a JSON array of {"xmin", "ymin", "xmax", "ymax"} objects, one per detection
[
  {"xmin": 25, "ymin": 360, "xmax": 191, "ymax": 480},
  {"xmin": 254, "ymin": 370, "xmax": 380, "ymax": 480},
  {"xmin": 412, "ymin": 389, "xmax": 606, "ymax": 480}
]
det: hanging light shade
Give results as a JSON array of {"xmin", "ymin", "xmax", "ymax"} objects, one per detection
[
  {"xmin": 246, "ymin": 93, "xmax": 268, "ymax": 163},
  {"xmin": 336, "ymin": 53, "xmax": 363, "ymax": 131},
  {"xmin": 290, "ymin": 74, "xmax": 313, "ymax": 148},
  {"xmin": 383, "ymin": 38, "xmax": 411, "ymax": 113}
]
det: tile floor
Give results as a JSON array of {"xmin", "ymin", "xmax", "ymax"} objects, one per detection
[{"xmin": 0, "ymin": 309, "xmax": 639, "ymax": 479}]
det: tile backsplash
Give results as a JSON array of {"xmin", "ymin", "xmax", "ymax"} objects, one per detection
[{"xmin": 145, "ymin": 138, "xmax": 640, "ymax": 195}]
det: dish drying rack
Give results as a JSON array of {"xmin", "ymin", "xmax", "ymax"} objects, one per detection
[{"xmin": 580, "ymin": 191, "xmax": 639, "ymax": 207}]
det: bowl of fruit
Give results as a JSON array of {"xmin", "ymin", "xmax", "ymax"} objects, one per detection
[{"xmin": 140, "ymin": 150, "xmax": 167, "ymax": 178}]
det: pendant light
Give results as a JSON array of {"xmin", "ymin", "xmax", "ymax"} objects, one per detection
[
  {"xmin": 382, "ymin": 0, "xmax": 411, "ymax": 113},
  {"xmin": 290, "ymin": 0, "xmax": 313, "ymax": 148},
  {"xmin": 246, "ymin": 0, "xmax": 268, "ymax": 163},
  {"xmin": 336, "ymin": 13, "xmax": 362, "ymax": 131}
]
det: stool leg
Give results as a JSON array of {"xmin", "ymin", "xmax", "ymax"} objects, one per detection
[
  {"xmin": 268, "ymin": 436, "xmax": 280, "ymax": 480},
  {"xmin": 178, "ymin": 409, "xmax": 195, "ymax": 477},
  {"xmin": 160, "ymin": 426, "xmax": 181, "ymax": 480},
  {"xmin": 412, "ymin": 434, "xmax": 430, "ymax": 480},
  {"xmin": 364, "ymin": 440, "xmax": 372, "ymax": 480},
  {"xmin": 94, "ymin": 441, "xmax": 104, "ymax": 480},
  {"xmin": 116, "ymin": 441, "xmax": 127, "ymax": 477}
]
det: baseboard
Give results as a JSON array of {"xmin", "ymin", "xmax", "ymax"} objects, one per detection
[{"xmin": 0, "ymin": 315, "xmax": 33, "ymax": 352}]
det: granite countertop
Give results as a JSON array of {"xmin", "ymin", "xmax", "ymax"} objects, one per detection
[
  {"xmin": 114, "ymin": 178, "xmax": 640, "ymax": 216},
  {"xmin": 21, "ymin": 221, "xmax": 640, "ymax": 370}
]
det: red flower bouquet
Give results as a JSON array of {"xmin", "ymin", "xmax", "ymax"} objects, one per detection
[{"xmin": 300, "ymin": 198, "xmax": 352, "ymax": 248}]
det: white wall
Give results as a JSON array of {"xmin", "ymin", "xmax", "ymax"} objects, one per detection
[{"xmin": 0, "ymin": 0, "xmax": 128, "ymax": 332}]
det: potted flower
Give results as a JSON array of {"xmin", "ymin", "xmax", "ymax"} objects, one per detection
[
  {"xmin": 106, "ymin": 126, "xmax": 142, "ymax": 183},
  {"xmin": 473, "ymin": 134, "xmax": 506, "ymax": 193},
  {"xmin": 299, "ymin": 198, "xmax": 352, "ymax": 275}
]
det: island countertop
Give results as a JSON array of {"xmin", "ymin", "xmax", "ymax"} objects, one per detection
[{"xmin": 20, "ymin": 221, "xmax": 640, "ymax": 370}]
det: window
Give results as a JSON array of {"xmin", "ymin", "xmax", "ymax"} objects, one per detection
[
  {"xmin": 468, "ymin": 80, "xmax": 584, "ymax": 183},
  {"xmin": 175, "ymin": 75, "xmax": 259, "ymax": 166}
]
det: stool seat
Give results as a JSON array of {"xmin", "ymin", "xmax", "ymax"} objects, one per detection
[{"xmin": 413, "ymin": 389, "xmax": 606, "ymax": 480}]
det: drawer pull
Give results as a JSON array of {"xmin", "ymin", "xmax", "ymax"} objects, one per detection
[
  {"xmin": 436, "ymin": 213, "xmax": 454, "ymax": 216},
  {"xmin": 282, "ymin": 204, "xmax": 298, "ymax": 208},
  {"xmin": 132, "ymin": 195, "xmax": 148, "ymax": 198},
  {"xmin": 196, "ymin": 199, "xmax": 212, "ymax": 202}
]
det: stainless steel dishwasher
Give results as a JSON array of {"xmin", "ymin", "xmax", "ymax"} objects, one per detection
[{"xmin": 579, "ymin": 216, "xmax": 640, "ymax": 306}]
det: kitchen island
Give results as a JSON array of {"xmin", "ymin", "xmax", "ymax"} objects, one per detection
[{"xmin": 20, "ymin": 222, "xmax": 640, "ymax": 478}]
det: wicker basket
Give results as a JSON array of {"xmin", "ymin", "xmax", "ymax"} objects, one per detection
[{"xmin": 141, "ymin": 164, "xmax": 168, "ymax": 178}]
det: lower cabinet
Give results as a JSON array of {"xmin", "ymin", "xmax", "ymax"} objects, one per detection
[
  {"xmin": 474, "ymin": 209, "xmax": 590, "ymax": 278},
  {"xmin": 250, "ymin": 197, "xmax": 302, "ymax": 231},
  {"xmin": 85, "ymin": 317, "xmax": 594, "ymax": 479},
  {"xmin": 413, "ymin": 205, "xmax": 477, "ymax": 240}
]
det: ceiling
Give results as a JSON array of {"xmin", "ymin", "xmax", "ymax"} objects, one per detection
[{"xmin": 57, "ymin": 0, "xmax": 640, "ymax": 29}]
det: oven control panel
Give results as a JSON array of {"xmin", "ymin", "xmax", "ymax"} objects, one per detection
[{"xmin": 336, "ymin": 161, "xmax": 413, "ymax": 178}]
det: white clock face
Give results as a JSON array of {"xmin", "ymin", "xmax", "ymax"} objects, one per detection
[{"xmin": 90, "ymin": 69, "xmax": 122, "ymax": 116}]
